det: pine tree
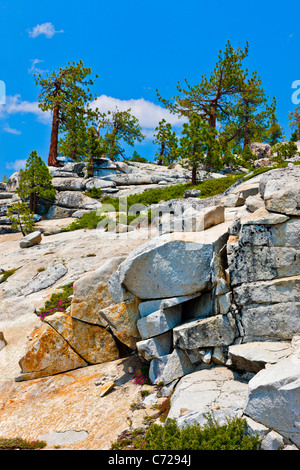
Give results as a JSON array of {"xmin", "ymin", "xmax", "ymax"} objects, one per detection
[
  {"xmin": 157, "ymin": 41, "xmax": 269, "ymax": 149},
  {"xmin": 222, "ymin": 73, "xmax": 268, "ymax": 148},
  {"xmin": 153, "ymin": 119, "xmax": 178, "ymax": 165},
  {"xmin": 17, "ymin": 151, "xmax": 56, "ymax": 213},
  {"xmin": 96, "ymin": 109, "xmax": 145, "ymax": 161},
  {"xmin": 288, "ymin": 105, "xmax": 300, "ymax": 141},
  {"xmin": 265, "ymin": 98, "xmax": 284, "ymax": 146},
  {"xmin": 86, "ymin": 126, "xmax": 105, "ymax": 177},
  {"xmin": 240, "ymin": 144, "xmax": 256, "ymax": 168},
  {"xmin": 35, "ymin": 61, "xmax": 99, "ymax": 166},
  {"xmin": 179, "ymin": 115, "xmax": 220, "ymax": 185}
]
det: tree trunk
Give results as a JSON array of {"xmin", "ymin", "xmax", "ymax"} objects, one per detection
[
  {"xmin": 48, "ymin": 102, "xmax": 60, "ymax": 167},
  {"xmin": 29, "ymin": 193, "xmax": 38, "ymax": 214},
  {"xmin": 192, "ymin": 165, "xmax": 197, "ymax": 186},
  {"xmin": 157, "ymin": 142, "xmax": 165, "ymax": 165}
]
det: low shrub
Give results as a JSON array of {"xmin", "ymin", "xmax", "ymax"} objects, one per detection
[
  {"xmin": 0, "ymin": 437, "xmax": 47, "ymax": 450},
  {"xmin": 61, "ymin": 212, "xmax": 106, "ymax": 232},
  {"xmin": 155, "ymin": 396, "xmax": 172, "ymax": 423},
  {"xmin": 133, "ymin": 415, "xmax": 261, "ymax": 450},
  {"xmin": 38, "ymin": 282, "xmax": 73, "ymax": 320}
]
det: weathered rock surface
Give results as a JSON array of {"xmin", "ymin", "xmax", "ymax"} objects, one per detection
[
  {"xmin": 173, "ymin": 314, "xmax": 238, "ymax": 350},
  {"xmin": 228, "ymin": 341, "xmax": 293, "ymax": 373},
  {"xmin": 52, "ymin": 177, "xmax": 86, "ymax": 191},
  {"xmin": 249, "ymin": 142, "xmax": 272, "ymax": 159},
  {"xmin": 137, "ymin": 305, "xmax": 182, "ymax": 339},
  {"xmin": 98, "ymin": 297, "xmax": 141, "ymax": 350},
  {"xmin": 168, "ymin": 366, "xmax": 248, "ymax": 426},
  {"xmin": 16, "ymin": 323, "xmax": 88, "ymax": 381},
  {"xmin": 20, "ymin": 263, "xmax": 68, "ymax": 296},
  {"xmin": 70, "ymin": 257, "xmax": 127, "ymax": 324},
  {"xmin": 136, "ymin": 331, "xmax": 173, "ymax": 361},
  {"xmin": 244, "ymin": 346, "xmax": 300, "ymax": 448},
  {"xmin": 45, "ymin": 312, "xmax": 120, "ymax": 364},
  {"xmin": 259, "ymin": 165, "xmax": 300, "ymax": 216}
]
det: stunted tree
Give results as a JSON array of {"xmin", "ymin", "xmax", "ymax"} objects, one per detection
[
  {"xmin": 96, "ymin": 109, "xmax": 145, "ymax": 161},
  {"xmin": 86, "ymin": 125, "xmax": 105, "ymax": 177},
  {"xmin": 153, "ymin": 119, "xmax": 178, "ymax": 165},
  {"xmin": 288, "ymin": 105, "xmax": 300, "ymax": 141},
  {"xmin": 7, "ymin": 202, "xmax": 34, "ymax": 236},
  {"xmin": 17, "ymin": 151, "xmax": 55, "ymax": 213},
  {"xmin": 35, "ymin": 61, "xmax": 99, "ymax": 166}
]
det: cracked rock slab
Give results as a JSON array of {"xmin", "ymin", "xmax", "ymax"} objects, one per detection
[{"xmin": 168, "ymin": 366, "xmax": 248, "ymax": 424}]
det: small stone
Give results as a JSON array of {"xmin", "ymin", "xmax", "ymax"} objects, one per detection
[{"xmin": 100, "ymin": 381, "xmax": 115, "ymax": 397}]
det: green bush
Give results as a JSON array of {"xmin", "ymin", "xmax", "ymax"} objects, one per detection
[
  {"xmin": 133, "ymin": 415, "xmax": 261, "ymax": 450},
  {"xmin": 0, "ymin": 268, "xmax": 18, "ymax": 282},
  {"xmin": 83, "ymin": 186, "xmax": 103, "ymax": 199},
  {"xmin": 61, "ymin": 211, "xmax": 106, "ymax": 231}
]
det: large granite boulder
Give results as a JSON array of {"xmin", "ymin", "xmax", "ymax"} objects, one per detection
[
  {"xmin": 249, "ymin": 142, "xmax": 272, "ymax": 159},
  {"xmin": 259, "ymin": 165, "xmax": 300, "ymax": 216},
  {"xmin": 118, "ymin": 224, "xmax": 230, "ymax": 300}
]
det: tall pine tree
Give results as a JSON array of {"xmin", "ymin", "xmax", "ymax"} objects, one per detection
[{"xmin": 35, "ymin": 61, "xmax": 99, "ymax": 166}]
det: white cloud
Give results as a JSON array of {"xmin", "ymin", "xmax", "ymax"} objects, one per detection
[
  {"xmin": 0, "ymin": 94, "xmax": 51, "ymax": 124},
  {"xmin": 28, "ymin": 59, "xmax": 48, "ymax": 75},
  {"xmin": 3, "ymin": 125, "xmax": 21, "ymax": 135},
  {"xmin": 90, "ymin": 95, "xmax": 187, "ymax": 139},
  {"xmin": 6, "ymin": 159, "xmax": 27, "ymax": 172},
  {"xmin": 28, "ymin": 22, "xmax": 64, "ymax": 39},
  {"xmin": 0, "ymin": 94, "xmax": 185, "ymax": 143}
]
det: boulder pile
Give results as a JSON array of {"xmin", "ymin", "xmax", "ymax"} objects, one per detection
[{"xmin": 8, "ymin": 163, "xmax": 300, "ymax": 449}]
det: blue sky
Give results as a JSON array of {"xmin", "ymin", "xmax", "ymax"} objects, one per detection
[{"xmin": 0, "ymin": 0, "xmax": 300, "ymax": 181}]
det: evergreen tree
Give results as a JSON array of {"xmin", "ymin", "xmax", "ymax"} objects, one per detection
[
  {"xmin": 96, "ymin": 109, "xmax": 145, "ymax": 161},
  {"xmin": 157, "ymin": 40, "xmax": 270, "ymax": 152},
  {"xmin": 288, "ymin": 105, "xmax": 300, "ymax": 141},
  {"xmin": 7, "ymin": 202, "xmax": 34, "ymax": 236},
  {"xmin": 158, "ymin": 41, "xmax": 250, "ymax": 132},
  {"xmin": 153, "ymin": 119, "xmax": 178, "ymax": 165},
  {"xmin": 86, "ymin": 126, "xmax": 104, "ymax": 177},
  {"xmin": 265, "ymin": 98, "xmax": 284, "ymax": 146},
  {"xmin": 17, "ymin": 151, "xmax": 56, "ymax": 213},
  {"xmin": 272, "ymin": 141, "xmax": 299, "ymax": 162},
  {"xmin": 239, "ymin": 144, "xmax": 256, "ymax": 168},
  {"xmin": 130, "ymin": 151, "xmax": 148, "ymax": 163},
  {"xmin": 35, "ymin": 61, "xmax": 99, "ymax": 166},
  {"xmin": 290, "ymin": 129, "xmax": 298, "ymax": 142},
  {"xmin": 179, "ymin": 115, "xmax": 220, "ymax": 185},
  {"xmin": 222, "ymin": 73, "xmax": 268, "ymax": 148}
]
